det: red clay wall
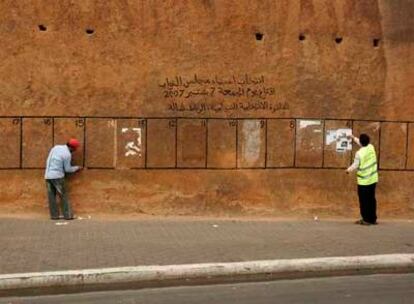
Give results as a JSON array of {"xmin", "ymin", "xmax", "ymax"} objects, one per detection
[{"xmin": 0, "ymin": 0, "xmax": 413, "ymax": 217}]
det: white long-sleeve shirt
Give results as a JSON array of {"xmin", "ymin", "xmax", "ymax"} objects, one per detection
[
  {"xmin": 347, "ymin": 137, "xmax": 361, "ymax": 173},
  {"xmin": 45, "ymin": 145, "xmax": 80, "ymax": 179}
]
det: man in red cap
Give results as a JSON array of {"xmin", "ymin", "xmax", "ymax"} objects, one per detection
[{"xmin": 44, "ymin": 138, "xmax": 82, "ymax": 220}]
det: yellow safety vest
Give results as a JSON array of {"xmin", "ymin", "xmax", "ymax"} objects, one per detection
[{"xmin": 357, "ymin": 144, "xmax": 378, "ymax": 186}]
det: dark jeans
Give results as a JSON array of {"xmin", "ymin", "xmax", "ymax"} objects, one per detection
[
  {"xmin": 46, "ymin": 178, "xmax": 73, "ymax": 220},
  {"xmin": 357, "ymin": 183, "xmax": 377, "ymax": 224}
]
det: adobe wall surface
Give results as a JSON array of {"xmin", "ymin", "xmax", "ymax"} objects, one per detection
[{"xmin": 0, "ymin": 0, "xmax": 413, "ymax": 217}]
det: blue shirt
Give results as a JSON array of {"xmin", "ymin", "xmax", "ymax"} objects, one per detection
[{"xmin": 45, "ymin": 145, "xmax": 80, "ymax": 179}]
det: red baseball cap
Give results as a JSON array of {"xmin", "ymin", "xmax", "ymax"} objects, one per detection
[{"xmin": 68, "ymin": 138, "xmax": 80, "ymax": 150}]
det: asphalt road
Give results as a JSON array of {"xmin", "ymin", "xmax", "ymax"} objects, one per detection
[{"xmin": 2, "ymin": 274, "xmax": 414, "ymax": 304}]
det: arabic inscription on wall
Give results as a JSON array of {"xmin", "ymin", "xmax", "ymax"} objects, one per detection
[{"xmin": 158, "ymin": 74, "xmax": 289, "ymax": 114}]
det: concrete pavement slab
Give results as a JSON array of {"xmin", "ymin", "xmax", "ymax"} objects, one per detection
[{"xmin": 0, "ymin": 217, "xmax": 413, "ymax": 275}]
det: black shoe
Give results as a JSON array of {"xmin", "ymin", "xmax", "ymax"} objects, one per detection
[
  {"xmin": 51, "ymin": 217, "xmax": 60, "ymax": 220},
  {"xmin": 64, "ymin": 217, "xmax": 75, "ymax": 220},
  {"xmin": 355, "ymin": 219, "xmax": 376, "ymax": 225}
]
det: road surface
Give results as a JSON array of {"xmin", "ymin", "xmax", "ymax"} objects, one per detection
[{"xmin": 1, "ymin": 273, "xmax": 413, "ymax": 304}]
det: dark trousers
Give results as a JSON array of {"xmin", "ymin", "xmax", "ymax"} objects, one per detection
[
  {"xmin": 46, "ymin": 178, "xmax": 73, "ymax": 220},
  {"xmin": 357, "ymin": 183, "xmax": 377, "ymax": 224}
]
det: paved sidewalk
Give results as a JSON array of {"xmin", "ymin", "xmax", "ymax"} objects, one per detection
[{"xmin": 0, "ymin": 217, "xmax": 413, "ymax": 275}]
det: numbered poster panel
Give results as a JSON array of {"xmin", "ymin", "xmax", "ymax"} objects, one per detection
[
  {"xmin": 379, "ymin": 122, "xmax": 407, "ymax": 169},
  {"xmin": 146, "ymin": 119, "xmax": 176, "ymax": 168},
  {"xmin": 207, "ymin": 119, "xmax": 237, "ymax": 168},
  {"xmin": 295, "ymin": 119, "xmax": 324, "ymax": 167},
  {"xmin": 0, "ymin": 118, "xmax": 21, "ymax": 168},
  {"xmin": 54, "ymin": 118, "xmax": 85, "ymax": 166},
  {"xmin": 352, "ymin": 121, "xmax": 380, "ymax": 161},
  {"xmin": 116, "ymin": 119, "xmax": 146, "ymax": 169},
  {"xmin": 22, "ymin": 118, "xmax": 53, "ymax": 168},
  {"xmin": 177, "ymin": 119, "xmax": 207, "ymax": 168},
  {"xmin": 267, "ymin": 119, "xmax": 295, "ymax": 167},
  {"xmin": 237, "ymin": 120, "xmax": 266, "ymax": 168},
  {"xmin": 85, "ymin": 118, "xmax": 116, "ymax": 168},
  {"xmin": 324, "ymin": 120, "xmax": 352, "ymax": 168},
  {"xmin": 406, "ymin": 123, "xmax": 414, "ymax": 169}
]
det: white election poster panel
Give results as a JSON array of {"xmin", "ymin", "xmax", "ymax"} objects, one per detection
[{"xmin": 335, "ymin": 129, "xmax": 352, "ymax": 152}]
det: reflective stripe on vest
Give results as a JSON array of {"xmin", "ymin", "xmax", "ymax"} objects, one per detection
[{"xmin": 357, "ymin": 144, "xmax": 378, "ymax": 185}]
